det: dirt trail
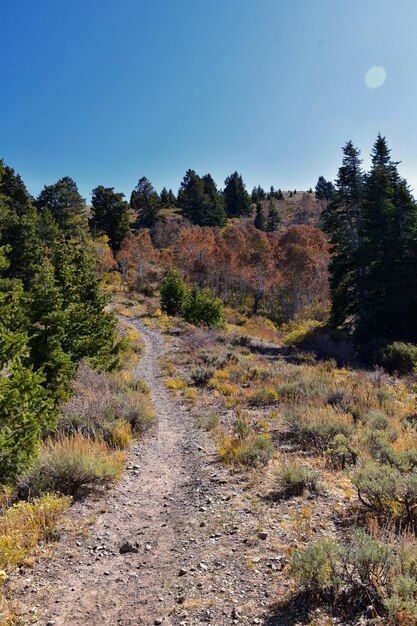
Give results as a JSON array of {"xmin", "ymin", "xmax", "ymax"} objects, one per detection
[
  {"xmin": 25, "ymin": 321, "xmax": 202, "ymax": 626},
  {"xmin": 14, "ymin": 321, "xmax": 279, "ymax": 626}
]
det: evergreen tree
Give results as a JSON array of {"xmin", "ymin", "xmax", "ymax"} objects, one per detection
[
  {"xmin": 26, "ymin": 258, "xmax": 74, "ymax": 401},
  {"xmin": 183, "ymin": 287, "xmax": 223, "ymax": 327},
  {"xmin": 322, "ymin": 141, "xmax": 364, "ymax": 329},
  {"xmin": 254, "ymin": 202, "xmax": 266, "ymax": 230},
  {"xmin": 36, "ymin": 176, "xmax": 88, "ymax": 234},
  {"xmin": 357, "ymin": 135, "xmax": 417, "ymax": 344},
  {"xmin": 202, "ymin": 174, "xmax": 227, "ymax": 227},
  {"xmin": 130, "ymin": 177, "xmax": 161, "ymax": 228},
  {"xmin": 266, "ymin": 198, "xmax": 280, "ymax": 232},
  {"xmin": 91, "ymin": 185, "xmax": 130, "ymax": 251},
  {"xmin": 223, "ymin": 172, "xmax": 251, "ymax": 217},
  {"xmin": 178, "ymin": 170, "xmax": 211, "ymax": 225},
  {"xmin": 251, "ymin": 185, "xmax": 265, "ymax": 203},
  {"xmin": 168, "ymin": 189, "xmax": 177, "ymax": 206},
  {"xmin": 160, "ymin": 187, "xmax": 170, "ymax": 208},
  {"xmin": 160, "ymin": 268, "xmax": 188, "ymax": 315},
  {"xmin": 315, "ymin": 175, "xmax": 335, "ymax": 201},
  {"xmin": 0, "ymin": 246, "xmax": 54, "ymax": 481},
  {"xmin": 0, "ymin": 162, "xmax": 42, "ymax": 286},
  {"xmin": 52, "ymin": 239, "xmax": 122, "ymax": 370}
]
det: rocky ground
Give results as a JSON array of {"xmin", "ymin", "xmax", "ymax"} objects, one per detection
[{"xmin": 9, "ymin": 320, "xmax": 359, "ymax": 626}]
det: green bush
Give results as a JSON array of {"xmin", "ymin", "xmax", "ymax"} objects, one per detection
[
  {"xmin": 278, "ymin": 463, "xmax": 321, "ymax": 496},
  {"xmin": 381, "ymin": 341, "xmax": 417, "ymax": 375},
  {"xmin": 238, "ymin": 434, "xmax": 274, "ymax": 467},
  {"xmin": 344, "ymin": 529, "xmax": 393, "ymax": 593},
  {"xmin": 190, "ymin": 366, "xmax": 214, "ymax": 386},
  {"xmin": 290, "ymin": 539, "xmax": 341, "ymax": 596},
  {"xmin": 183, "ymin": 287, "xmax": 223, "ymax": 328},
  {"xmin": 287, "ymin": 408, "xmax": 354, "ymax": 453},
  {"xmin": 248, "ymin": 387, "xmax": 278, "ymax": 406},
  {"xmin": 326, "ymin": 433, "xmax": 357, "ymax": 469},
  {"xmin": 353, "ymin": 461, "xmax": 417, "ymax": 523},
  {"xmin": 384, "ymin": 576, "xmax": 417, "ymax": 620},
  {"xmin": 160, "ymin": 268, "xmax": 188, "ymax": 316},
  {"xmin": 291, "ymin": 531, "xmax": 394, "ymax": 607}
]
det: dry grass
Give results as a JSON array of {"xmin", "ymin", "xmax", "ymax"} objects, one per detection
[
  {"xmin": 0, "ymin": 494, "xmax": 71, "ymax": 572},
  {"xmin": 59, "ymin": 361, "xmax": 154, "ymax": 441},
  {"xmin": 18, "ymin": 435, "xmax": 125, "ymax": 497},
  {"xmin": 0, "ymin": 494, "xmax": 71, "ymax": 625}
]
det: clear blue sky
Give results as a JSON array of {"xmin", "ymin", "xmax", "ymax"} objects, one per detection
[{"xmin": 1, "ymin": 0, "xmax": 417, "ymax": 201}]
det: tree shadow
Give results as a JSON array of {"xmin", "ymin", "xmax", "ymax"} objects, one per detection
[{"xmin": 264, "ymin": 592, "xmax": 312, "ymax": 625}]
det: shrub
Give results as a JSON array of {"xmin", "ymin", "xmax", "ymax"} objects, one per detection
[
  {"xmin": 217, "ymin": 432, "xmax": 274, "ymax": 467},
  {"xmin": 326, "ymin": 433, "xmax": 357, "ymax": 469},
  {"xmin": 285, "ymin": 322, "xmax": 355, "ymax": 364},
  {"xmin": 238, "ymin": 434, "xmax": 274, "ymax": 467},
  {"xmin": 121, "ymin": 391, "xmax": 155, "ymax": 433},
  {"xmin": 165, "ymin": 377, "xmax": 188, "ymax": 391},
  {"xmin": 199, "ymin": 349, "xmax": 229, "ymax": 368},
  {"xmin": 344, "ymin": 529, "xmax": 394, "ymax": 596},
  {"xmin": 362, "ymin": 409, "xmax": 390, "ymax": 430},
  {"xmin": 247, "ymin": 386, "xmax": 279, "ymax": 406},
  {"xmin": 190, "ymin": 366, "xmax": 215, "ymax": 386},
  {"xmin": 291, "ymin": 531, "xmax": 394, "ymax": 608},
  {"xmin": 290, "ymin": 538, "xmax": 341, "ymax": 596},
  {"xmin": 18, "ymin": 435, "xmax": 125, "ymax": 497},
  {"xmin": 278, "ymin": 463, "xmax": 321, "ymax": 496},
  {"xmin": 287, "ymin": 407, "xmax": 354, "ymax": 453},
  {"xmin": 183, "ymin": 287, "xmax": 223, "ymax": 328},
  {"xmin": 381, "ymin": 342, "xmax": 417, "ymax": 375},
  {"xmin": 234, "ymin": 415, "xmax": 252, "ymax": 439},
  {"xmin": 160, "ymin": 268, "xmax": 188, "ymax": 316},
  {"xmin": 384, "ymin": 576, "xmax": 417, "ymax": 622},
  {"xmin": 353, "ymin": 461, "xmax": 417, "ymax": 523},
  {"xmin": 59, "ymin": 362, "xmax": 154, "ymax": 440}
]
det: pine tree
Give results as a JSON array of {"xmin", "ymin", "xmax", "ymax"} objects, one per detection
[
  {"xmin": 0, "ymin": 162, "xmax": 42, "ymax": 286},
  {"xmin": 315, "ymin": 175, "xmax": 335, "ymax": 201},
  {"xmin": 27, "ymin": 258, "xmax": 74, "ymax": 401},
  {"xmin": 160, "ymin": 268, "xmax": 188, "ymax": 315},
  {"xmin": 322, "ymin": 141, "xmax": 364, "ymax": 329},
  {"xmin": 130, "ymin": 177, "xmax": 161, "ymax": 228},
  {"xmin": 223, "ymin": 172, "xmax": 251, "ymax": 217},
  {"xmin": 160, "ymin": 187, "xmax": 170, "ymax": 208},
  {"xmin": 357, "ymin": 135, "xmax": 417, "ymax": 344},
  {"xmin": 266, "ymin": 198, "xmax": 280, "ymax": 232},
  {"xmin": 168, "ymin": 189, "xmax": 177, "ymax": 206},
  {"xmin": 251, "ymin": 185, "xmax": 265, "ymax": 203},
  {"xmin": 202, "ymin": 174, "xmax": 227, "ymax": 227},
  {"xmin": 36, "ymin": 177, "xmax": 88, "ymax": 234},
  {"xmin": 91, "ymin": 185, "xmax": 130, "ymax": 251},
  {"xmin": 178, "ymin": 170, "xmax": 211, "ymax": 225},
  {"xmin": 0, "ymin": 246, "xmax": 54, "ymax": 481},
  {"xmin": 254, "ymin": 202, "xmax": 266, "ymax": 230},
  {"xmin": 53, "ymin": 239, "xmax": 122, "ymax": 370}
]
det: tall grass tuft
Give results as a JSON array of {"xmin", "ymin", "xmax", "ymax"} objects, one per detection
[{"xmin": 18, "ymin": 435, "xmax": 125, "ymax": 497}]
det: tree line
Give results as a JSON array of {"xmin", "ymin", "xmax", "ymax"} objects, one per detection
[{"xmin": 0, "ymin": 162, "xmax": 122, "ymax": 481}]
